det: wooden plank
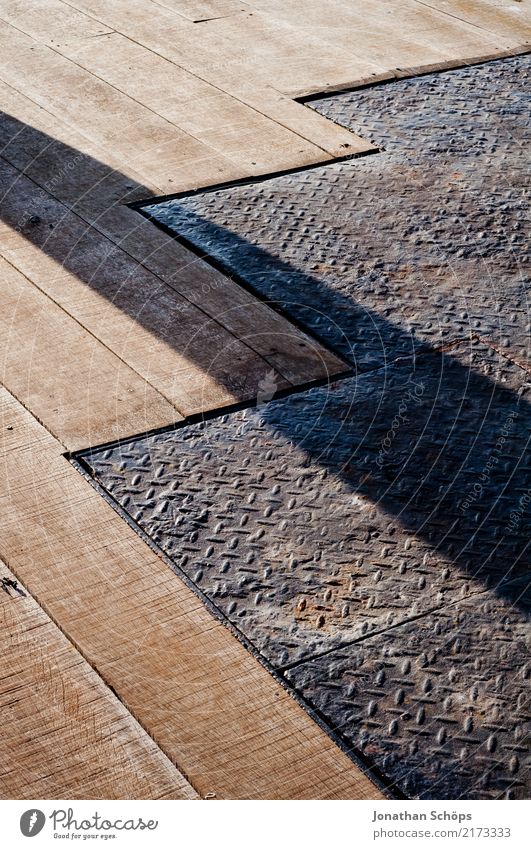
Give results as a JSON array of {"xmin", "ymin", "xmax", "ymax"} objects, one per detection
[
  {"xmin": 0, "ymin": 157, "xmax": 301, "ymax": 421},
  {"xmin": 0, "ymin": 0, "xmax": 524, "ymax": 804},
  {"xmin": 58, "ymin": 0, "xmax": 386, "ymax": 95},
  {"xmin": 57, "ymin": 0, "xmax": 527, "ymax": 125},
  {"xmin": 357, "ymin": 0, "xmax": 524, "ymax": 55},
  {"xmin": 0, "ymin": 256, "xmax": 179, "ymax": 451},
  {"xmin": 0, "ymin": 5, "xmax": 345, "ymax": 179},
  {"xmin": 0, "ymin": 78, "xmax": 161, "ymax": 196},
  {"xmin": 57, "ymin": 20, "xmax": 368, "ymax": 168},
  {"xmin": 43, "ymin": 29, "xmax": 348, "ymax": 174},
  {"xmin": 244, "ymin": 0, "xmax": 525, "ymax": 96},
  {"xmin": 0, "ymin": 0, "xmax": 112, "ymax": 39},
  {"xmin": 0, "ymin": 20, "xmax": 243, "ymax": 193},
  {"xmin": 244, "ymin": 1, "xmax": 451, "ymax": 72},
  {"xmin": 61, "ymin": 0, "xmax": 527, "ymax": 96},
  {"xmin": 143, "ymin": 11, "xmax": 386, "ymax": 97},
  {"xmin": 220, "ymin": 83, "xmax": 378, "ymax": 157},
  {"xmin": 419, "ymin": 0, "xmax": 531, "ymax": 42},
  {"xmin": 0, "ymin": 87, "xmax": 345, "ymax": 386},
  {"xmin": 0, "ymin": 560, "xmax": 197, "ymax": 799},
  {"xmin": 0, "ymin": 386, "xmax": 384, "ymax": 800},
  {"xmin": 60, "ymin": 0, "xmax": 210, "ymax": 49},
  {"xmin": 154, "ymin": 0, "xmax": 250, "ymax": 22}
]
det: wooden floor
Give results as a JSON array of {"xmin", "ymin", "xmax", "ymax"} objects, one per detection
[{"xmin": 0, "ymin": 0, "xmax": 528, "ymax": 798}]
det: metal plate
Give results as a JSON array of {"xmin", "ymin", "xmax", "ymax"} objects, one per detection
[
  {"xmin": 144, "ymin": 55, "xmax": 530, "ymax": 370},
  {"xmin": 287, "ymin": 590, "xmax": 530, "ymax": 800},
  {"xmin": 80, "ymin": 341, "xmax": 530, "ymax": 798},
  {"xmin": 79, "ymin": 57, "xmax": 531, "ymax": 799}
]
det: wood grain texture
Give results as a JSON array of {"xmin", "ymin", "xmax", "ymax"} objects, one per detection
[
  {"xmin": 0, "ymin": 156, "xmax": 310, "ymax": 436},
  {"xmin": 0, "ymin": 561, "xmax": 198, "ymax": 799},
  {"xmin": 0, "ymin": 5, "xmax": 361, "ymax": 184},
  {"xmin": 45, "ymin": 30, "xmax": 342, "ymax": 174},
  {"xmin": 0, "ymin": 387, "xmax": 384, "ymax": 800},
  {"xmin": 0, "ymin": 83, "xmax": 344, "ymax": 445},
  {"xmin": 57, "ymin": 0, "xmax": 529, "ymax": 99},
  {"xmin": 0, "ymin": 0, "xmax": 527, "ymax": 800},
  {"xmin": 0, "ymin": 256, "xmax": 180, "ymax": 451},
  {"xmin": 154, "ymin": 0, "xmax": 250, "ymax": 23},
  {"xmin": 0, "ymin": 20, "xmax": 244, "ymax": 192},
  {"xmin": 419, "ymin": 0, "xmax": 531, "ymax": 42}
]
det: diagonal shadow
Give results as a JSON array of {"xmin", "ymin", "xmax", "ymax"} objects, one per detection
[
  {"xmin": 0, "ymin": 94, "xmax": 529, "ymax": 627},
  {"xmin": 135, "ymin": 198, "xmax": 530, "ymax": 615}
]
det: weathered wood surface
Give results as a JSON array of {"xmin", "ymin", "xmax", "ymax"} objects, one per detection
[
  {"xmin": 0, "ymin": 157, "xmax": 294, "ymax": 434},
  {"xmin": 2, "ymin": 1, "xmax": 526, "ymax": 182},
  {"xmin": 0, "ymin": 255, "xmax": 181, "ymax": 450},
  {"xmin": 0, "ymin": 0, "xmax": 527, "ymax": 799},
  {"xmin": 0, "ymin": 387, "xmax": 384, "ymax": 800},
  {"xmin": 0, "ymin": 83, "xmax": 344, "ymax": 449},
  {"xmin": 0, "ymin": 560, "xmax": 198, "ymax": 799}
]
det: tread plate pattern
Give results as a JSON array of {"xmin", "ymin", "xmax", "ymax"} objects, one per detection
[
  {"xmin": 146, "ymin": 56, "xmax": 530, "ymax": 370},
  {"xmin": 81, "ymin": 58, "xmax": 531, "ymax": 799},
  {"xmin": 81, "ymin": 343, "xmax": 530, "ymax": 799},
  {"xmin": 287, "ymin": 592, "xmax": 530, "ymax": 800}
]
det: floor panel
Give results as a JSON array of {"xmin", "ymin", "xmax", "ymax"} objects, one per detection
[
  {"xmin": 145, "ymin": 56, "xmax": 530, "ymax": 369},
  {"xmin": 287, "ymin": 589, "xmax": 529, "ymax": 800},
  {"xmin": 2, "ymin": 1, "xmax": 528, "ymax": 802},
  {"xmin": 80, "ymin": 56, "xmax": 531, "ymax": 799},
  {"xmin": 0, "ymin": 386, "xmax": 380, "ymax": 800},
  {"xmin": 80, "ymin": 340, "xmax": 530, "ymax": 798},
  {"xmin": 0, "ymin": 561, "xmax": 197, "ymax": 800}
]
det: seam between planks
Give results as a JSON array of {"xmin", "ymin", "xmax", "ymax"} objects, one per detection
[{"xmin": 0, "ymin": 549, "xmax": 202, "ymax": 798}]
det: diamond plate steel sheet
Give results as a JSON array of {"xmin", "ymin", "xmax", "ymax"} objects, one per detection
[
  {"xmin": 287, "ymin": 591, "xmax": 530, "ymax": 800},
  {"xmin": 79, "ymin": 57, "xmax": 531, "ymax": 799},
  {"xmin": 144, "ymin": 56, "xmax": 530, "ymax": 370},
  {"xmin": 80, "ymin": 341, "xmax": 530, "ymax": 799}
]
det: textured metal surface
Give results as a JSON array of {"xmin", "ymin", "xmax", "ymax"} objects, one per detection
[
  {"xmin": 80, "ymin": 341, "xmax": 530, "ymax": 798},
  {"xmin": 287, "ymin": 590, "xmax": 530, "ymax": 800},
  {"xmin": 145, "ymin": 56, "xmax": 530, "ymax": 370},
  {"xmin": 79, "ymin": 58, "xmax": 531, "ymax": 799}
]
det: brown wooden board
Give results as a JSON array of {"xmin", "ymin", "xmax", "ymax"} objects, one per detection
[
  {"xmin": 0, "ymin": 561, "xmax": 197, "ymax": 799},
  {"xmin": 0, "ymin": 386, "xmax": 384, "ymax": 799},
  {"xmin": 0, "ymin": 0, "xmax": 527, "ymax": 800}
]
